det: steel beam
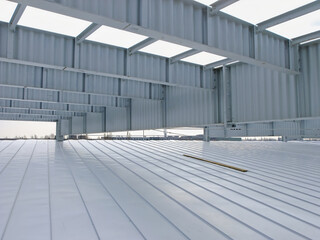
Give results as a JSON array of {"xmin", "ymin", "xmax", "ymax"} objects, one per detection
[
  {"xmin": 204, "ymin": 58, "xmax": 236, "ymax": 70},
  {"xmin": 0, "ymin": 85, "xmax": 123, "ymax": 108},
  {"xmin": 9, "ymin": 3, "xmax": 27, "ymax": 31},
  {"xmin": 0, "ymin": 106, "xmax": 89, "ymax": 117},
  {"xmin": 0, "ymin": 99, "xmax": 105, "ymax": 113},
  {"xmin": 128, "ymin": 37, "xmax": 157, "ymax": 55},
  {"xmin": 76, "ymin": 23, "xmax": 101, "ymax": 44},
  {"xmin": 8, "ymin": 0, "xmax": 298, "ymax": 75},
  {"xmin": 210, "ymin": 0, "xmax": 239, "ymax": 14},
  {"xmin": 0, "ymin": 57, "xmax": 215, "ymax": 92},
  {"xmin": 0, "ymin": 112, "xmax": 66, "ymax": 121},
  {"xmin": 0, "ymin": 78, "xmax": 161, "ymax": 102},
  {"xmin": 257, "ymin": 1, "xmax": 320, "ymax": 31},
  {"xmin": 170, "ymin": 49, "xmax": 201, "ymax": 64},
  {"xmin": 292, "ymin": 30, "xmax": 320, "ymax": 45},
  {"xmin": 0, "ymin": 107, "xmax": 79, "ymax": 117}
]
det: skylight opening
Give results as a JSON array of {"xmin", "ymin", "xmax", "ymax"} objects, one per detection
[
  {"xmin": 86, "ymin": 25, "xmax": 148, "ymax": 49},
  {"xmin": 221, "ymin": 0, "xmax": 315, "ymax": 24},
  {"xmin": 139, "ymin": 40, "xmax": 191, "ymax": 58},
  {"xmin": 268, "ymin": 9, "xmax": 320, "ymax": 39},
  {"xmin": 0, "ymin": 0, "xmax": 18, "ymax": 23},
  {"xmin": 181, "ymin": 51, "xmax": 226, "ymax": 66},
  {"xmin": 193, "ymin": 0, "xmax": 217, "ymax": 6},
  {"xmin": 18, "ymin": 6, "xmax": 92, "ymax": 37}
]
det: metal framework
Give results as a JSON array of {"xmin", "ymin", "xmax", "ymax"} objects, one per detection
[{"xmin": 0, "ymin": 0, "xmax": 319, "ymax": 140}]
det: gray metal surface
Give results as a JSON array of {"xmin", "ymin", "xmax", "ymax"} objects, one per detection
[
  {"xmin": 299, "ymin": 42, "xmax": 320, "ymax": 118},
  {"xmin": 1, "ymin": 140, "xmax": 320, "ymax": 239},
  {"xmin": 9, "ymin": 0, "xmax": 296, "ymax": 73},
  {"xmin": 208, "ymin": 118, "xmax": 320, "ymax": 138},
  {"xmin": 0, "ymin": 0, "xmax": 319, "ymax": 137}
]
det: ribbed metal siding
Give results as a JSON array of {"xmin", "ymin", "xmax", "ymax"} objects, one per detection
[
  {"xmin": 80, "ymin": 42, "xmax": 125, "ymax": 75},
  {"xmin": 229, "ymin": 64, "xmax": 297, "ymax": 122},
  {"xmin": 256, "ymin": 32, "xmax": 288, "ymax": 68},
  {"xmin": 171, "ymin": 62, "xmax": 202, "ymax": 87},
  {"xmin": 47, "ymin": 70, "xmax": 84, "ymax": 92},
  {"xmin": 86, "ymin": 113, "xmax": 104, "ymax": 133},
  {"xmin": 106, "ymin": 108, "xmax": 128, "ymax": 132},
  {"xmin": 129, "ymin": 53, "xmax": 166, "ymax": 83},
  {"xmin": 299, "ymin": 42, "xmax": 320, "ymax": 117},
  {"xmin": 71, "ymin": 116, "xmax": 84, "ymax": 134},
  {"xmin": 14, "ymin": 27, "xmax": 74, "ymax": 67},
  {"xmin": 0, "ymin": 62, "xmax": 41, "ymax": 87},
  {"xmin": 208, "ymin": 14, "xmax": 251, "ymax": 57},
  {"xmin": 247, "ymin": 123, "xmax": 273, "ymax": 136},
  {"xmin": 121, "ymin": 80, "xmax": 162, "ymax": 100},
  {"xmin": 131, "ymin": 99, "xmax": 162, "ymax": 130},
  {"xmin": 143, "ymin": 0, "xmax": 204, "ymax": 43},
  {"xmin": 0, "ymin": 23, "xmax": 8, "ymax": 57},
  {"xmin": 274, "ymin": 121, "xmax": 300, "ymax": 137},
  {"xmin": 166, "ymin": 87, "xmax": 215, "ymax": 127},
  {"xmin": 303, "ymin": 119, "xmax": 320, "ymax": 137}
]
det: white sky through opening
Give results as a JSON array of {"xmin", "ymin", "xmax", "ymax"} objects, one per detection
[
  {"xmin": 268, "ymin": 9, "xmax": 320, "ymax": 39},
  {"xmin": 18, "ymin": 6, "xmax": 92, "ymax": 37},
  {"xmin": 221, "ymin": 0, "xmax": 316, "ymax": 24},
  {"xmin": 182, "ymin": 51, "xmax": 226, "ymax": 66},
  {"xmin": 86, "ymin": 25, "xmax": 148, "ymax": 48},
  {"xmin": 139, "ymin": 40, "xmax": 191, "ymax": 58},
  {"xmin": 0, "ymin": 0, "xmax": 17, "ymax": 22}
]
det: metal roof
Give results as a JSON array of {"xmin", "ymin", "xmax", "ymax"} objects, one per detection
[{"xmin": 1, "ymin": 140, "xmax": 320, "ymax": 239}]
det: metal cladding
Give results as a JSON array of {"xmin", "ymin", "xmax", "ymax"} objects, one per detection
[
  {"xmin": 0, "ymin": 0, "xmax": 319, "ymax": 136},
  {"xmin": 1, "ymin": 140, "xmax": 320, "ymax": 239}
]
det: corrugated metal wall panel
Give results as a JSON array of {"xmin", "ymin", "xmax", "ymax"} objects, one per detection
[
  {"xmin": 208, "ymin": 14, "xmax": 250, "ymax": 57},
  {"xmin": 85, "ymin": 75, "xmax": 119, "ymax": 96},
  {"xmin": 0, "ymin": 86, "xmax": 23, "ymax": 99},
  {"xmin": 226, "ymin": 125, "xmax": 247, "ymax": 137},
  {"xmin": 247, "ymin": 123, "xmax": 273, "ymax": 136},
  {"xmin": 171, "ymin": 62, "xmax": 201, "ymax": 87},
  {"xmin": 46, "ymin": 70, "xmax": 84, "ymax": 92},
  {"xmin": 80, "ymin": 42, "xmax": 125, "ymax": 75},
  {"xmin": 0, "ymin": 22, "xmax": 8, "ymax": 57},
  {"xmin": 90, "ymin": 95, "xmax": 118, "ymax": 107},
  {"xmin": 71, "ymin": 117, "xmax": 84, "ymax": 134},
  {"xmin": 131, "ymin": 99, "xmax": 162, "ymax": 130},
  {"xmin": 86, "ymin": 113, "xmax": 104, "ymax": 133},
  {"xmin": 166, "ymin": 87, "xmax": 215, "ymax": 127},
  {"xmin": 146, "ymin": 0, "xmax": 204, "ymax": 43},
  {"xmin": 106, "ymin": 108, "xmax": 128, "ymax": 132},
  {"xmin": 0, "ymin": 62, "xmax": 41, "ymax": 87},
  {"xmin": 274, "ymin": 121, "xmax": 300, "ymax": 137},
  {"xmin": 61, "ymin": 92, "xmax": 87, "ymax": 105},
  {"xmin": 11, "ymin": 101, "xmax": 40, "ymax": 110},
  {"xmin": 60, "ymin": 119, "xmax": 70, "ymax": 135},
  {"xmin": 299, "ymin": 42, "xmax": 320, "ymax": 117},
  {"xmin": 229, "ymin": 64, "xmax": 297, "ymax": 122},
  {"xmin": 129, "ymin": 53, "xmax": 167, "ymax": 83},
  {"xmin": 121, "ymin": 80, "xmax": 160, "ymax": 100},
  {"xmin": 208, "ymin": 126, "xmax": 225, "ymax": 137},
  {"xmin": 14, "ymin": 27, "xmax": 74, "ymax": 67},
  {"xmin": 67, "ymin": 104, "xmax": 89, "ymax": 112},
  {"xmin": 256, "ymin": 32, "xmax": 288, "ymax": 68},
  {"xmin": 303, "ymin": 119, "xmax": 320, "ymax": 137}
]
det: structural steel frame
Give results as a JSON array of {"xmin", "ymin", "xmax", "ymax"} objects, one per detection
[{"xmin": 0, "ymin": 0, "xmax": 319, "ymax": 140}]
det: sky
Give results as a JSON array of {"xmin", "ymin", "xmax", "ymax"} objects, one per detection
[
  {"xmin": 0, "ymin": 0, "xmax": 319, "ymax": 138},
  {"xmin": 0, "ymin": 121, "xmax": 56, "ymax": 138}
]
